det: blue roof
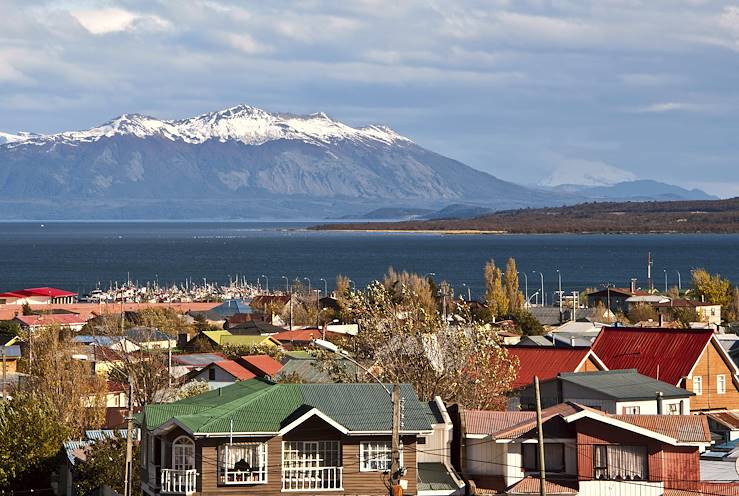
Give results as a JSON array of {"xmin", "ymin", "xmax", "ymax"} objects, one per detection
[
  {"xmin": 1, "ymin": 345, "xmax": 20, "ymax": 358},
  {"xmin": 211, "ymin": 300, "xmax": 253, "ymax": 317},
  {"xmin": 73, "ymin": 335, "xmax": 121, "ymax": 347}
]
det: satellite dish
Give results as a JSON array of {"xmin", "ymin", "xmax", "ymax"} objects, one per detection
[{"xmin": 734, "ymin": 456, "xmax": 739, "ymax": 476}]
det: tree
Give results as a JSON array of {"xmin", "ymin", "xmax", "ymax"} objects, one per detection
[
  {"xmin": 23, "ymin": 325, "xmax": 107, "ymax": 436},
  {"xmin": 21, "ymin": 303, "xmax": 33, "ymax": 316},
  {"xmin": 0, "ymin": 392, "xmax": 69, "ymax": 488},
  {"xmin": 731, "ymin": 287, "xmax": 739, "ymax": 322},
  {"xmin": 74, "ymin": 433, "xmax": 140, "ymax": 496},
  {"xmin": 0, "ymin": 320, "xmax": 21, "ymax": 337},
  {"xmin": 138, "ymin": 307, "xmax": 190, "ymax": 337},
  {"xmin": 177, "ymin": 381, "xmax": 210, "ymax": 400},
  {"xmin": 504, "ymin": 258, "xmax": 525, "ymax": 312},
  {"xmin": 316, "ymin": 281, "xmax": 518, "ymax": 410},
  {"xmin": 673, "ymin": 307, "xmax": 699, "ymax": 328},
  {"xmin": 510, "ymin": 309, "xmax": 544, "ymax": 336},
  {"xmin": 383, "ymin": 267, "xmax": 437, "ymax": 317},
  {"xmin": 484, "ymin": 260, "xmax": 508, "ymax": 319},
  {"xmin": 627, "ymin": 303, "xmax": 658, "ymax": 324},
  {"xmin": 692, "ymin": 268, "xmax": 733, "ymax": 318}
]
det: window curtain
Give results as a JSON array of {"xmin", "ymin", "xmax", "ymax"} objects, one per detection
[{"xmin": 594, "ymin": 445, "xmax": 647, "ymax": 480}]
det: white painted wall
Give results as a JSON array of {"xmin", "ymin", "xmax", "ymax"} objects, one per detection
[{"xmin": 579, "ymin": 480, "xmax": 664, "ymax": 496}]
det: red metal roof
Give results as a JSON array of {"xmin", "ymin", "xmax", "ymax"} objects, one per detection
[
  {"xmin": 613, "ymin": 414, "xmax": 711, "ymax": 443},
  {"xmin": 0, "ymin": 287, "xmax": 76, "ymax": 298},
  {"xmin": 507, "ymin": 347, "xmax": 598, "ymax": 388},
  {"xmin": 592, "ymin": 326, "xmax": 713, "ymax": 386},
  {"xmin": 464, "ymin": 410, "xmax": 536, "ymax": 436},
  {"xmin": 507, "ymin": 476, "xmax": 578, "ymax": 495},
  {"xmin": 16, "ymin": 313, "xmax": 88, "ymax": 327},
  {"xmin": 213, "ymin": 360, "xmax": 256, "ymax": 381},
  {"xmin": 239, "ymin": 354, "xmax": 283, "ymax": 377}
]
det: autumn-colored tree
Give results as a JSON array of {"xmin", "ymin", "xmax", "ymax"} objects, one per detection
[
  {"xmin": 383, "ymin": 267, "xmax": 437, "ymax": 317},
  {"xmin": 666, "ymin": 285, "xmax": 681, "ymax": 300},
  {"xmin": 692, "ymin": 269, "xmax": 733, "ymax": 318},
  {"xmin": 138, "ymin": 307, "xmax": 191, "ymax": 337},
  {"xmin": 484, "ymin": 259, "xmax": 509, "ymax": 319},
  {"xmin": 673, "ymin": 307, "xmax": 699, "ymax": 328},
  {"xmin": 23, "ymin": 325, "xmax": 106, "ymax": 436},
  {"xmin": 504, "ymin": 258, "xmax": 525, "ymax": 311},
  {"xmin": 74, "ymin": 433, "xmax": 140, "ymax": 496},
  {"xmin": 315, "ymin": 281, "xmax": 518, "ymax": 410},
  {"xmin": 0, "ymin": 392, "xmax": 69, "ymax": 489},
  {"xmin": 628, "ymin": 303, "xmax": 659, "ymax": 324},
  {"xmin": 731, "ymin": 288, "xmax": 739, "ymax": 322}
]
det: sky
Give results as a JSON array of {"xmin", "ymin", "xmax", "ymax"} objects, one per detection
[{"xmin": 1, "ymin": 1, "xmax": 739, "ymax": 197}]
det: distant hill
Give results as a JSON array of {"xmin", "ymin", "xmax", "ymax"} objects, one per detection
[
  {"xmin": 550, "ymin": 180, "xmax": 717, "ymax": 202},
  {"xmin": 313, "ymin": 197, "xmax": 739, "ymax": 234}
]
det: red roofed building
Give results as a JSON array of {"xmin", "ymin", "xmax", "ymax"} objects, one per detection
[
  {"xmin": 236, "ymin": 354, "xmax": 284, "ymax": 378},
  {"xmin": 453, "ymin": 402, "xmax": 717, "ymax": 495},
  {"xmin": 592, "ymin": 326, "xmax": 739, "ymax": 411},
  {"xmin": 507, "ymin": 346, "xmax": 607, "ymax": 389},
  {"xmin": 186, "ymin": 359, "xmax": 256, "ymax": 387},
  {"xmin": 14, "ymin": 313, "xmax": 88, "ymax": 332},
  {"xmin": 0, "ymin": 287, "xmax": 77, "ymax": 305}
]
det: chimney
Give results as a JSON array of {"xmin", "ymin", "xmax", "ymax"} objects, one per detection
[
  {"xmin": 570, "ymin": 336, "xmax": 576, "ymax": 347},
  {"xmin": 630, "ymin": 278, "xmax": 638, "ymax": 294},
  {"xmin": 656, "ymin": 391, "xmax": 664, "ymax": 414},
  {"xmin": 658, "ymin": 313, "xmax": 664, "ymax": 327}
]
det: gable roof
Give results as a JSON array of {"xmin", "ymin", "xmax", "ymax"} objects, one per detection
[
  {"xmin": 557, "ymin": 369, "xmax": 693, "ymax": 400},
  {"xmin": 468, "ymin": 402, "xmax": 710, "ymax": 446},
  {"xmin": 172, "ymin": 352, "xmax": 226, "ymax": 367},
  {"xmin": 200, "ymin": 330, "xmax": 232, "ymax": 344},
  {"xmin": 592, "ymin": 327, "xmax": 714, "ymax": 385},
  {"xmin": 239, "ymin": 354, "xmax": 283, "ymax": 377},
  {"xmin": 211, "ymin": 360, "xmax": 256, "ymax": 381},
  {"xmin": 0, "ymin": 287, "xmax": 76, "ymax": 299},
  {"xmin": 16, "ymin": 313, "xmax": 87, "ymax": 327},
  {"xmin": 124, "ymin": 327, "xmax": 172, "ymax": 343},
  {"xmin": 464, "ymin": 410, "xmax": 536, "ymax": 437},
  {"xmin": 219, "ymin": 335, "xmax": 281, "ymax": 347},
  {"xmin": 507, "ymin": 347, "xmax": 606, "ymax": 388},
  {"xmin": 143, "ymin": 379, "xmax": 432, "ymax": 436}
]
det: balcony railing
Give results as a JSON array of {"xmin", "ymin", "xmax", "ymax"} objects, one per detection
[
  {"xmin": 282, "ymin": 466, "xmax": 343, "ymax": 491},
  {"xmin": 161, "ymin": 468, "xmax": 197, "ymax": 495}
]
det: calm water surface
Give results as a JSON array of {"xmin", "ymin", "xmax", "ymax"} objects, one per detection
[{"xmin": 1, "ymin": 222, "xmax": 738, "ymax": 299}]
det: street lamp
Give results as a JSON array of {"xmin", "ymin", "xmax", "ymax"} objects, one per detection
[
  {"xmin": 320, "ymin": 278, "xmax": 328, "ymax": 297},
  {"xmin": 556, "ymin": 269, "xmax": 562, "ymax": 314},
  {"xmin": 260, "ymin": 274, "xmax": 269, "ymax": 293},
  {"xmin": 313, "ymin": 339, "xmax": 402, "ymax": 493},
  {"xmin": 521, "ymin": 272, "xmax": 529, "ymax": 308},
  {"xmin": 461, "ymin": 283, "xmax": 471, "ymax": 302},
  {"xmin": 676, "ymin": 271, "xmax": 682, "ymax": 292},
  {"xmin": 533, "ymin": 271, "xmax": 544, "ymax": 306},
  {"xmin": 424, "ymin": 272, "xmax": 436, "ymax": 281},
  {"xmin": 282, "ymin": 275, "xmax": 289, "ymax": 293},
  {"xmin": 663, "ymin": 269, "xmax": 668, "ymax": 293},
  {"xmin": 304, "ymin": 277, "xmax": 311, "ymax": 293}
]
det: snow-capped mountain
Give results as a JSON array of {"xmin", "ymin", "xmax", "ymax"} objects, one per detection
[
  {"xmin": 4, "ymin": 105, "xmax": 411, "ymax": 148},
  {"xmin": 0, "ymin": 104, "xmax": 554, "ymax": 219}
]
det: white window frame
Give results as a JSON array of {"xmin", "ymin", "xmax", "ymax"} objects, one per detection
[
  {"xmin": 281, "ymin": 441, "xmax": 342, "ymax": 491},
  {"xmin": 172, "ymin": 436, "xmax": 195, "ymax": 471},
  {"xmin": 218, "ymin": 442, "xmax": 268, "ymax": 485},
  {"xmin": 717, "ymin": 375, "xmax": 727, "ymax": 395},
  {"xmin": 359, "ymin": 441, "xmax": 402, "ymax": 472},
  {"xmin": 667, "ymin": 402, "xmax": 681, "ymax": 415},
  {"xmin": 623, "ymin": 406, "xmax": 640, "ymax": 415},
  {"xmin": 693, "ymin": 376, "xmax": 703, "ymax": 395}
]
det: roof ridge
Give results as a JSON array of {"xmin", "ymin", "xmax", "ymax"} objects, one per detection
[{"xmin": 194, "ymin": 383, "xmax": 296, "ymax": 432}]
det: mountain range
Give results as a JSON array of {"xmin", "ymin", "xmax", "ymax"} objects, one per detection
[{"xmin": 0, "ymin": 105, "xmax": 716, "ymax": 220}]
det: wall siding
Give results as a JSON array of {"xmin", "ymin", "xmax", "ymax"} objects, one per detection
[{"xmin": 687, "ymin": 341, "xmax": 739, "ymax": 411}]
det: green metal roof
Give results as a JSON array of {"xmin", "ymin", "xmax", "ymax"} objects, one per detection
[
  {"xmin": 558, "ymin": 369, "xmax": 694, "ymax": 401},
  {"xmin": 143, "ymin": 379, "xmax": 433, "ymax": 435},
  {"xmin": 417, "ymin": 462, "xmax": 461, "ymax": 492},
  {"xmin": 276, "ymin": 358, "xmax": 359, "ymax": 383}
]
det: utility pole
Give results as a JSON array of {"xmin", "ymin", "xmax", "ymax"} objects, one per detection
[
  {"xmin": 534, "ymin": 376, "xmax": 546, "ymax": 496},
  {"xmin": 1, "ymin": 344, "xmax": 6, "ymax": 400},
  {"xmin": 390, "ymin": 384, "xmax": 401, "ymax": 495},
  {"xmin": 123, "ymin": 380, "xmax": 134, "ymax": 496}
]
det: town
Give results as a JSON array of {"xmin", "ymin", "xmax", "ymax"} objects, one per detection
[{"xmin": 1, "ymin": 259, "xmax": 739, "ymax": 496}]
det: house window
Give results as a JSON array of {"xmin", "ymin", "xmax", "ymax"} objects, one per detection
[
  {"xmin": 172, "ymin": 436, "xmax": 195, "ymax": 471},
  {"xmin": 522, "ymin": 443, "xmax": 565, "ymax": 473},
  {"xmin": 360, "ymin": 441, "xmax": 402, "ymax": 472},
  {"xmin": 693, "ymin": 376, "xmax": 703, "ymax": 395},
  {"xmin": 208, "ymin": 367, "xmax": 216, "ymax": 380},
  {"xmin": 623, "ymin": 406, "xmax": 640, "ymax": 414},
  {"xmin": 667, "ymin": 402, "xmax": 682, "ymax": 415},
  {"xmin": 717, "ymin": 375, "xmax": 726, "ymax": 395},
  {"xmin": 218, "ymin": 442, "xmax": 267, "ymax": 484},
  {"xmin": 282, "ymin": 441, "xmax": 342, "ymax": 491},
  {"xmin": 594, "ymin": 445, "xmax": 648, "ymax": 480}
]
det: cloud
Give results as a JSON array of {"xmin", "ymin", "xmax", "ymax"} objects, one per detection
[
  {"xmin": 225, "ymin": 33, "xmax": 273, "ymax": 55},
  {"xmin": 632, "ymin": 102, "xmax": 715, "ymax": 113},
  {"xmin": 541, "ymin": 157, "xmax": 637, "ymax": 188},
  {"xmin": 70, "ymin": 8, "xmax": 170, "ymax": 35}
]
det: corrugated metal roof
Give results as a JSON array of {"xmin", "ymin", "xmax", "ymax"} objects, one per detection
[
  {"xmin": 417, "ymin": 462, "xmax": 462, "ymax": 492},
  {"xmin": 464, "ymin": 410, "xmax": 536, "ymax": 436},
  {"xmin": 507, "ymin": 476, "xmax": 578, "ymax": 495},
  {"xmin": 220, "ymin": 335, "xmax": 280, "ymax": 347},
  {"xmin": 592, "ymin": 327, "xmax": 713, "ymax": 385},
  {"xmin": 239, "ymin": 354, "xmax": 283, "ymax": 377},
  {"xmin": 558, "ymin": 369, "xmax": 693, "ymax": 400},
  {"xmin": 507, "ymin": 347, "xmax": 596, "ymax": 388},
  {"xmin": 172, "ymin": 352, "xmax": 226, "ymax": 366},
  {"xmin": 143, "ymin": 379, "xmax": 432, "ymax": 434},
  {"xmin": 707, "ymin": 411, "xmax": 739, "ymax": 430},
  {"xmin": 213, "ymin": 360, "xmax": 256, "ymax": 381},
  {"xmin": 614, "ymin": 414, "xmax": 711, "ymax": 443}
]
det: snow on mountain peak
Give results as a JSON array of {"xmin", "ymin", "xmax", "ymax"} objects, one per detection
[{"xmin": 3, "ymin": 105, "xmax": 413, "ymax": 148}]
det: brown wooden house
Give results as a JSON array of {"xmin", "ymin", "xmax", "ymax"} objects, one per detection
[{"xmin": 139, "ymin": 379, "xmax": 463, "ymax": 496}]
